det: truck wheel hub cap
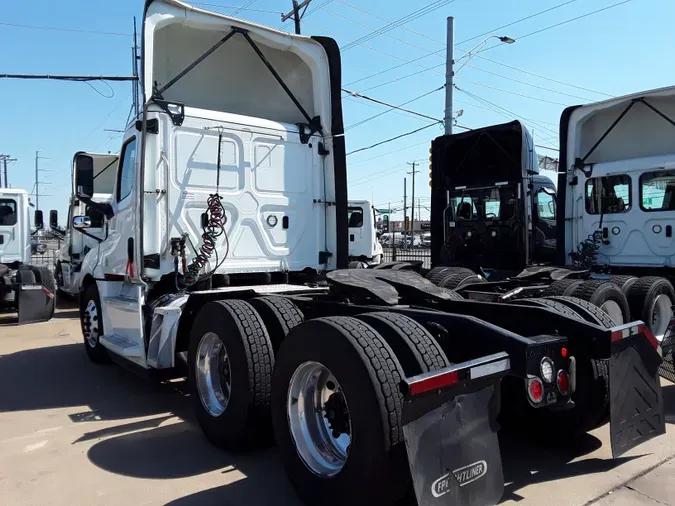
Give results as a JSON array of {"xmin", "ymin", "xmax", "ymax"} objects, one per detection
[
  {"xmin": 84, "ymin": 300, "xmax": 100, "ymax": 348},
  {"xmin": 287, "ymin": 361, "xmax": 351, "ymax": 477},
  {"xmin": 650, "ymin": 294, "xmax": 673, "ymax": 342},
  {"xmin": 196, "ymin": 332, "xmax": 231, "ymax": 417},
  {"xmin": 600, "ymin": 300, "xmax": 624, "ymax": 325}
]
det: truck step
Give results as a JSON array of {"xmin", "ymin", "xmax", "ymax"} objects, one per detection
[{"xmin": 100, "ymin": 334, "xmax": 143, "ymax": 359}]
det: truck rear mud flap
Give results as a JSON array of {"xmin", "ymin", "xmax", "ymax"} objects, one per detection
[
  {"xmin": 401, "ymin": 352, "xmax": 510, "ymax": 506},
  {"xmin": 609, "ymin": 322, "xmax": 666, "ymax": 458},
  {"xmin": 17, "ymin": 283, "xmax": 55, "ymax": 325}
]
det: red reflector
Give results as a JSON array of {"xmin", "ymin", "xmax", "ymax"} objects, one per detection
[
  {"xmin": 561, "ymin": 347, "xmax": 568, "ymax": 358},
  {"xmin": 642, "ymin": 326, "xmax": 660, "ymax": 351},
  {"xmin": 104, "ymin": 274, "xmax": 125, "ymax": 281},
  {"xmin": 527, "ymin": 378, "xmax": 543, "ymax": 404},
  {"xmin": 409, "ymin": 370, "xmax": 459, "ymax": 396},
  {"xmin": 557, "ymin": 371, "xmax": 569, "ymax": 395}
]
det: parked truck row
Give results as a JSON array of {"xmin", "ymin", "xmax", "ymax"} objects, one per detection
[{"xmin": 31, "ymin": 1, "xmax": 668, "ymax": 505}]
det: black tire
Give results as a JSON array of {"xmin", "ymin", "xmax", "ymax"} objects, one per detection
[
  {"xmin": 570, "ymin": 280, "xmax": 630, "ymax": 325},
  {"xmin": 438, "ymin": 287, "xmax": 464, "ymax": 301},
  {"xmin": 508, "ymin": 297, "xmax": 584, "ymax": 321},
  {"xmin": 544, "ymin": 296, "xmax": 617, "ymax": 329},
  {"xmin": 355, "ymin": 312, "xmax": 450, "ymax": 376},
  {"xmin": 542, "ymin": 278, "xmax": 584, "ymax": 297},
  {"xmin": 609, "ymin": 275, "xmax": 639, "ymax": 294},
  {"xmin": 15, "ymin": 268, "xmax": 35, "ymax": 285},
  {"xmin": 80, "ymin": 282, "xmax": 111, "ymax": 364},
  {"xmin": 248, "ymin": 296, "xmax": 304, "ymax": 353},
  {"xmin": 272, "ymin": 316, "xmax": 409, "ymax": 506},
  {"xmin": 543, "ymin": 295, "xmax": 614, "ymax": 429},
  {"xmin": 54, "ymin": 263, "xmax": 65, "ymax": 289},
  {"xmin": 438, "ymin": 269, "xmax": 485, "ymax": 290},
  {"xmin": 626, "ymin": 276, "xmax": 675, "ymax": 341},
  {"xmin": 188, "ymin": 300, "xmax": 275, "ymax": 451},
  {"xmin": 426, "ymin": 266, "xmax": 452, "ymax": 285},
  {"xmin": 501, "ymin": 295, "xmax": 611, "ymax": 437},
  {"xmin": 33, "ymin": 266, "xmax": 56, "ymax": 295}
]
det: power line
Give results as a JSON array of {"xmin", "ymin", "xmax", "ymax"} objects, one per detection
[
  {"xmin": 191, "ymin": 1, "xmax": 282, "ymax": 13},
  {"xmin": 343, "ymin": 86, "xmax": 444, "ymax": 130},
  {"xmin": 462, "ymin": 63, "xmax": 594, "ymax": 102},
  {"xmin": 456, "ymin": 0, "xmax": 581, "ymax": 45},
  {"xmin": 456, "ymin": 77, "xmax": 571, "ymax": 106},
  {"xmin": 478, "ymin": 0, "xmax": 636, "ymax": 53},
  {"xmin": 341, "ymin": 0, "xmax": 456, "ymax": 51},
  {"xmin": 347, "ymin": 122, "xmax": 442, "ymax": 156},
  {"xmin": 455, "ymin": 86, "xmax": 559, "ymax": 138},
  {"xmin": 280, "ymin": 0, "xmax": 335, "ymax": 30},
  {"xmin": 349, "ymin": 139, "xmax": 432, "ymax": 166},
  {"xmin": 470, "ymin": 54, "xmax": 614, "ymax": 98},
  {"xmin": 0, "ymin": 21, "xmax": 131, "ymax": 37}
]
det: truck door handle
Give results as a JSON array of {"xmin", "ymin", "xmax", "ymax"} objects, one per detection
[
  {"xmin": 602, "ymin": 227, "xmax": 609, "ymax": 239},
  {"xmin": 350, "ymin": 234, "xmax": 354, "ymax": 242},
  {"xmin": 667, "ymin": 225, "xmax": 672, "ymax": 238}
]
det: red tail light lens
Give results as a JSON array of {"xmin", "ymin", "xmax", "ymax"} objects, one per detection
[
  {"xmin": 527, "ymin": 377, "xmax": 544, "ymax": 404},
  {"xmin": 557, "ymin": 370, "xmax": 570, "ymax": 395}
]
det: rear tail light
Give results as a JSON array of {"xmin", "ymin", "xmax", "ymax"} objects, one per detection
[
  {"xmin": 557, "ymin": 370, "xmax": 570, "ymax": 395},
  {"xmin": 527, "ymin": 377, "xmax": 544, "ymax": 404}
]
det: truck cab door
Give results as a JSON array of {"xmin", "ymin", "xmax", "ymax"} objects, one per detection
[
  {"xmin": 533, "ymin": 187, "xmax": 557, "ymax": 264},
  {"xmin": 101, "ymin": 137, "xmax": 138, "ymax": 277}
]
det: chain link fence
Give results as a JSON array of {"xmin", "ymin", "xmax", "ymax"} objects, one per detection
[{"xmin": 31, "ymin": 235, "xmax": 61, "ymax": 273}]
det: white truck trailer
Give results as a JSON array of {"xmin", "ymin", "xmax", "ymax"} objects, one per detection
[
  {"xmin": 0, "ymin": 188, "xmax": 55, "ymax": 323},
  {"xmin": 68, "ymin": 2, "xmax": 665, "ymax": 505}
]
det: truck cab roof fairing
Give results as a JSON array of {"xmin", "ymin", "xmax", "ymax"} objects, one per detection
[
  {"xmin": 432, "ymin": 120, "xmax": 538, "ymax": 190},
  {"xmin": 141, "ymin": 0, "xmax": 334, "ymax": 132}
]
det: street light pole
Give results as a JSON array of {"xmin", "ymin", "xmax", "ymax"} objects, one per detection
[{"xmin": 444, "ymin": 16, "xmax": 454, "ymax": 136}]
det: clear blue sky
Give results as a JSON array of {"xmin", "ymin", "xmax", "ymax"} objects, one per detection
[{"xmin": 1, "ymin": 0, "xmax": 673, "ymax": 223}]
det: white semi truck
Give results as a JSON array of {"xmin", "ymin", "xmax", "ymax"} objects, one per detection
[
  {"xmin": 67, "ymin": 2, "xmax": 665, "ymax": 505},
  {"xmin": 0, "ymin": 188, "xmax": 55, "ymax": 323},
  {"xmin": 347, "ymin": 199, "xmax": 383, "ymax": 266},
  {"xmin": 50, "ymin": 152, "xmax": 119, "ymax": 296}
]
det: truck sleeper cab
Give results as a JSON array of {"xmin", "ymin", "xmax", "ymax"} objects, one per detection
[{"xmin": 74, "ymin": 3, "xmax": 666, "ymax": 506}]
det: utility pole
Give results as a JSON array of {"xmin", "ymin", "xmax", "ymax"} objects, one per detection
[
  {"xmin": 132, "ymin": 17, "xmax": 140, "ymax": 118},
  {"xmin": 407, "ymin": 161, "xmax": 419, "ymax": 235},
  {"xmin": 281, "ymin": 0, "xmax": 312, "ymax": 34},
  {"xmin": 403, "ymin": 177, "xmax": 407, "ymax": 249},
  {"xmin": 0, "ymin": 154, "xmax": 17, "ymax": 188},
  {"xmin": 444, "ymin": 16, "xmax": 454, "ymax": 135},
  {"xmin": 34, "ymin": 151, "xmax": 51, "ymax": 211}
]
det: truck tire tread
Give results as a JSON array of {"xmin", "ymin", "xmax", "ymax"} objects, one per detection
[
  {"xmin": 188, "ymin": 299, "xmax": 275, "ymax": 450},
  {"xmin": 542, "ymin": 278, "xmax": 584, "ymax": 297},
  {"xmin": 356, "ymin": 312, "xmax": 450, "ymax": 376},
  {"xmin": 570, "ymin": 280, "xmax": 630, "ymax": 324},
  {"xmin": 272, "ymin": 316, "xmax": 409, "ymax": 506},
  {"xmin": 249, "ymin": 296, "xmax": 304, "ymax": 353}
]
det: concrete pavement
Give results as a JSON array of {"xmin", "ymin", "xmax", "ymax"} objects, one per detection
[{"xmin": 1, "ymin": 301, "xmax": 674, "ymax": 505}]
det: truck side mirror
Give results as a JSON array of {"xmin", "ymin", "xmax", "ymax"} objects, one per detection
[
  {"xmin": 73, "ymin": 216, "xmax": 92, "ymax": 229},
  {"xmin": 74, "ymin": 154, "xmax": 95, "ymax": 199},
  {"xmin": 49, "ymin": 210, "xmax": 58, "ymax": 229},
  {"xmin": 34, "ymin": 210, "xmax": 44, "ymax": 230}
]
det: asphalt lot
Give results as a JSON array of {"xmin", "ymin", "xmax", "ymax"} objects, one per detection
[{"xmin": 1, "ymin": 300, "xmax": 675, "ymax": 506}]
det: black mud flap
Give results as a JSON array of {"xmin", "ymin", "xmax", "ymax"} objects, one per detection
[
  {"xmin": 609, "ymin": 322, "xmax": 666, "ymax": 458},
  {"xmin": 17, "ymin": 284, "xmax": 55, "ymax": 325},
  {"xmin": 401, "ymin": 352, "xmax": 510, "ymax": 506}
]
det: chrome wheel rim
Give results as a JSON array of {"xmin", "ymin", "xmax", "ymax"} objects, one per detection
[
  {"xmin": 650, "ymin": 294, "xmax": 673, "ymax": 342},
  {"xmin": 287, "ymin": 361, "xmax": 351, "ymax": 477},
  {"xmin": 83, "ymin": 300, "xmax": 100, "ymax": 348},
  {"xmin": 196, "ymin": 332, "xmax": 231, "ymax": 417},
  {"xmin": 600, "ymin": 300, "xmax": 624, "ymax": 325}
]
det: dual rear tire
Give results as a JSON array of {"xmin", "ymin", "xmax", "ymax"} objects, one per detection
[{"xmin": 188, "ymin": 295, "xmax": 450, "ymax": 506}]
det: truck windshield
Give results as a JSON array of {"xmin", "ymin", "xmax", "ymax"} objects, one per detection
[{"xmin": 450, "ymin": 186, "xmax": 516, "ymax": 221}]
